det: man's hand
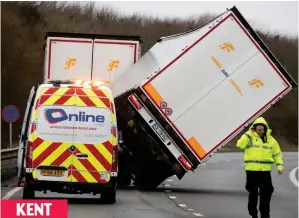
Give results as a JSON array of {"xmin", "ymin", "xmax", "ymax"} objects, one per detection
[{"xmin": 278, "ymin": 170, "xmax": 283, "ymax": 175}]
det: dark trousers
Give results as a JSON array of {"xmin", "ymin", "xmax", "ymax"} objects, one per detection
[{"xmin": 245, "ymin": 171, "xmax": 274, "ymax": 218}]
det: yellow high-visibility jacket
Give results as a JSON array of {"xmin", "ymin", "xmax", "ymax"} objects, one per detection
[{"xmin": 236, "ymin": 117, "xmax": 283, "ymax": 171}]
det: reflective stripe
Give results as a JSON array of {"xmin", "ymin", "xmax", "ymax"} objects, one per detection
[
  {"xmin": 246, "ymin": 144, "xmax": 260, "ymax": 148},
  {"xmin": 244, "ymin": 160, "xmax": 274, "ymax": 164},
  {"xmin": 262, "ymin": 146, "xmax": 272, "ymax": 150},
  {"xmin": 273, "ymin": 152, "xmax": 281, "ymax": 157},
  {"xmin": 245, "ymin": 133, "xmax": 252, "ymax": 146},
  {"xmin": 244, "ymin": 134, "xmax": 273, "ymax": 150},
  {"xmin": 276, "ymin": 163, "xmax": 283, "ymax": 166}
]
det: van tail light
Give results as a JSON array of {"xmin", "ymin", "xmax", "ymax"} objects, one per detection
[
  {"xmin": 26, "ymin": 141, "xmax": 33, "ymax": 168},
  {"xmin": 128, "ymin": 94, "xmax": 142, "ymax": 110},
  {"xmin": 111, "ymin": 145, "xmax": 118, "ymax": 172},
  {"xmin": 178, "ymin": 155, "xmax": 192, "ymax": 171}
]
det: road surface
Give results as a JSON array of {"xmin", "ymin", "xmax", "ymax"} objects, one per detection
[{"xmin": 1, "ymin": 152, "xmax": 298, "ymax": 218}]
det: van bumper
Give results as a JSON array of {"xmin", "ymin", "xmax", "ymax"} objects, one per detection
[{"xmin": 25, "ymin": 172, "xmax": 117, "ymax": 195}]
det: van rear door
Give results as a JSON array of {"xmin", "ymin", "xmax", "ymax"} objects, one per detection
[
  {"xmin": 71, "ymin": 87, "xmax": 114, "ymax": 184},
  {"xmin": 32, "ymin": 87, "xmax": 76, "ymax": 182}
]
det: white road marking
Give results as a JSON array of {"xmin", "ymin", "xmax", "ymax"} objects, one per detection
[
  {"xmin": 178, "ymin": 204, "xmax": 187, "ymax": 207},
  {"xmin": 166, "ymin": 179, "xmax": 172, "ymax": 182},
  {"xmin": 169, "ymin": 196, "xmax": 176, "ymax": 199},
  {"xmin": 188, "ymin": 208, "xmax": 194, "ymax": 211},
  {"xmin": 193, "ymin": 212, "xmax": 204, "ymax": 216},
  {"xmin": 289, "ymin": 166, "xmax": 299, "ymax": 187},
  {"xmin": 2, "ymin": 187, "xmax": 23, "ymax": 199},
  {"xmin": 165, "ymin": 184, "xmax": 171, "ymax": 187},
  {"xmin": 202, "ymin": 164, "xmax": 206, "ymax": 166}
]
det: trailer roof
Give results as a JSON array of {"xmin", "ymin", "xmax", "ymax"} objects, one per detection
[{"xmin": 44, "ymin": 31, "xmax": 143, "ymax": 42}]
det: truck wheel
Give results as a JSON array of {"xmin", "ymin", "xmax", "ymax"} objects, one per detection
[
  {"xmin": 133, "ymin": 173, "xmax": 166, "ymax": 191},
  {"xmin": 117, "ymin": 173, "xmax": 131, "ymax": 187},
  {"xmin": 118, "ymin": 146, "xmax": 132, "ymax": 187},
  {"xmin": 101, "ymin": 188, "xmax": 116, "ymax": 204},
  {"xmin": 133, "ymin": 162, "xmax": 172, "ymax": 191},
  {"xmin": 22, "ymin": 179, "xmax": 35, "ymax": 199}
]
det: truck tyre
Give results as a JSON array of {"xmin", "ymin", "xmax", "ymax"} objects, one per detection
[
  {"xmin": 117, "ymin": 173, "xmax": 131, "ymax": 187},
  {"xmin": 101, "ymin": 188, "xmax": 116, "ymax": 204},
  {"xmin": 133, "ymin": 161, "xmax": 173, "ymax": 191},
  {"xmin": 22, "ymin": 178, "xmax": 35, "ymax": 199},
  {"xmin": 117, "ymin": 146, "xmax": 132, "ymax": 187},
  {"xmin": 133, "ymin": 170, "xmax": 168, "ymax": 191}
]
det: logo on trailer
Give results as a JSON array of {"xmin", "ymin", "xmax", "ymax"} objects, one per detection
[
  {"xmin": 249, "ymin": 78, "xmax": 264, "ymax": 88},
  {"xmin": 107, "ymin": 60, "xmax": 120, "ymax": 72},
  {"xmin": 211, "ymin": 46, "xmax": 243, "ymax": 97},
  {"xmin": 229, "ymin": 79, "xmax": 243, "ymax": 96},
  {"xmin": 64, "ymin": 58, "xmax": 77, "ymax": 70},
  {"xmin": 219, "ymin": 42, "xmax": 235, "ymax": 52},
  {"xmin": 45, "ymin": 108, "xmax": 105, "ymax": 124},
  {"xmin": 211, "ymin": 56, "xmax": 222, "ymax": 69}
]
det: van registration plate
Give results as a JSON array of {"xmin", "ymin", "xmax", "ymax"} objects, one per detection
[{"xmin": 40, "ymin": 170, "xmax": 64, "ymax": 177}]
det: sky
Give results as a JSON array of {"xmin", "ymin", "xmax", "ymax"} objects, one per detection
[{"xmin": 94, "ymin": 1, "xmax": 298, "ymax": 37}]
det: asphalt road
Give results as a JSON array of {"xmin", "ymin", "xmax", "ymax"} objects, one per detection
[
  {"xmin": 1, "ymin": 152, "xmax": 298, "ymax": 218},
  {"xmin": 163, "ymin": 152, "xmax": 298, "ymax": 218}
]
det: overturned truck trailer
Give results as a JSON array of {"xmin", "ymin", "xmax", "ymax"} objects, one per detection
[{"xmin": 111, "ymin": 6, "xmax": 297, "ymax": 190}]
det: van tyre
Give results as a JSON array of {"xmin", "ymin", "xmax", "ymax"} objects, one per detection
[
  {"xmin": 22, "ymin": 179, "xmax": 35, "ymax": 199},
  {"xmin": 101, "ymin": 188, "xmax": 116, "ymax": 204}
]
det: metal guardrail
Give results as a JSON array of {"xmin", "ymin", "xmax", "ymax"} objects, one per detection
[{"xmin": 1, "ymin": 147, "xmax": 18, "ymax": 161}]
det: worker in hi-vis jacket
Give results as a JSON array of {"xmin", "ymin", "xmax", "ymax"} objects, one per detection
[{"xmin": 236, "ymin": 117, "xmax": 283, "ymax": 218}]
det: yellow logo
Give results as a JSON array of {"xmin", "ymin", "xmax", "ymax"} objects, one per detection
[
  {"xmin": 64, "ymin": 58, "xmax": 77, "ymax": 70},
  {"xmin": 229, "ymin": 79, "xmax": 243, "ymax": 96},
  {"xmin": 249, "ymin": 78, "xmax": 264, "ymax": 88},
  {"xmin": 107, "ymin": 60, "xmax": 120, "ymax": 72},
  {"xmin": 219, "ymin": 42, "xmax": 235, "ymax": 52},
  {"xmin": 211, "ymin": 56, "xmax": 222, "ymax": 69},
  {"xmin": 210, "ymin": 42, "xmax": 242, "ymax": 96}
]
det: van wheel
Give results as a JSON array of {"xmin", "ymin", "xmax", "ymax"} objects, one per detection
[
  {"xmin": 101, "ymin": 188, "xmax": 116, "ymax": 204},
  {"xmin": 23, "ymin": 179, "xmax": 35, "ymax": 199}
]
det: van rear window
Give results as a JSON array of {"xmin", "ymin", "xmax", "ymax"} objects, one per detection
[{"xmin": 36, "ymin": 105, "xmax": 111, "ymax": 144}]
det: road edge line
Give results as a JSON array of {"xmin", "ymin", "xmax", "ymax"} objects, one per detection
[
  {"xmin": 2, "ymin": 187, "xmax": 23, "ymax": 199},
  {"xmin": 289, "ymin": 166, "xmax": 299, "ymax": 188}
]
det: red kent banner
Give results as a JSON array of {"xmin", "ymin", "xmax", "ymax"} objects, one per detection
[{"xmin": 1, "ymin": 200, "xmax": 68, "ymax": 218}]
